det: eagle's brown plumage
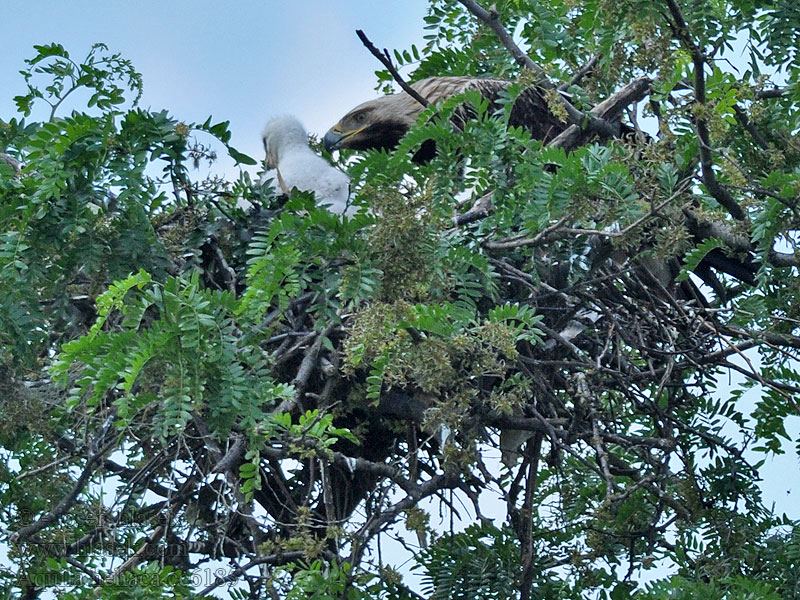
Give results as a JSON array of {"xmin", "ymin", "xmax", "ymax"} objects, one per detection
[{"xmin": 323, "ymin": 76, "xmax": 569, "ymax": 161}]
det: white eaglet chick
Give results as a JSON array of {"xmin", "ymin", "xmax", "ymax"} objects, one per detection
[{"xmin": 259, "ymin": 116, "xmax": 354, "ymax": 216}]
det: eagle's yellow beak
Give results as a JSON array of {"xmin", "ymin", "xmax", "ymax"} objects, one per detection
[
  {"xmin": 323, "ymin": 126, "xmax": 345, "ymax": 151},
  {"xmin": 323, "ymin": 124, "xmax": 369, "ymax": 152}
]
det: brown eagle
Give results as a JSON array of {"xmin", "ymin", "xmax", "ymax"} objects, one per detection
[{"xmin": 323, "ymin": 76, "xmax": 570, "ymax": 161}]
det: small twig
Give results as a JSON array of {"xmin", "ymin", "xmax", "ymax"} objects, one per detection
[
  {"xmin": 355, "ymin": 30, "xmax": 429, "ymax": 109},
  {"xmin": 559, "ymin": 54, "xmax": 601, "ymax": 91},
  {"xmin": 195, "ymin": 552, "xmax": 307, "ymax": 597},
  {"xmin": 483, "ymin": 214, "xmax": 571, "ymax": 250},
  {"xmin": 65, "ymin": 556, "xmax": 104, "ymax": 586},
  {"xmin": 347, "ymin": 470, "xmax": 462, "ymax": 572},
  {"xmin": 486, "ymin": 180, "xmax": 688, "ymax": 250},
  {"xmin": 721, "ymin": 360, "xmax": 800, "ymax": 404}
]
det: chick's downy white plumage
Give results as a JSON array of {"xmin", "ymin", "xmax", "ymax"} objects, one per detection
[{"xmin": 260, "ymin": 116, "xmax": 353, "ymax": 216}]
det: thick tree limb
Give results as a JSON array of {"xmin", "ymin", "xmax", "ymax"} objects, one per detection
[
  {"xmin": 549, "ymin": 76, "xmax": 653, "ymax": 149},
  {"xmin": 212, "ymin": 432, "xmax": 247, "ymax": 473},
  {"xmin": 686, "ymin": 206, "xmax": 800, "ymax": 269},
  {"xmin": 769, "ymin": 250, "xmax": 800, "ymax": 268},
  {"xmin": 756, "ymin": 86, "xmax": 791, "ymax": 99},
  {"xmin": 590, "ymin": 76, "xmax": 654, "ymax": 120},
  {"xmin": 733, "ymin": 104, "xmax": 770, "ymax": 150},
  {"xmin": 518, "ymin": 436, "xmax": 541, "ymax": 600},
  {"xmin": 0, "ymin": 152, "xmax": 21, "ymax": 172}
]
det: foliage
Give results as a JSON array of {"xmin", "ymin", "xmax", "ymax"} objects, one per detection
[
  {"xmin": 1, "ymin": 2, "xmax": 800, "ymax": 599},
  {"xmin": 416, "ymin": 523, "xmax": 525, "ymax": 599}
]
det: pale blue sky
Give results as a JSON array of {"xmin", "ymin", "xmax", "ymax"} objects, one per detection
[{"xmin": 1, "ymin": 1, "xmax": 429, "ymax": 170}]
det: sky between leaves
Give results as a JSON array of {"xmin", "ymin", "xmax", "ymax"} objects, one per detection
[{"xmin": 0, "ymin": 0, "xmax": 429, "ymax": 173}]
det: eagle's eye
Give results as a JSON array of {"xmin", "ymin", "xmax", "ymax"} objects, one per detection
[{"xmin": 354, "ymin": 113, "xmax": 366, "ymax": 124}]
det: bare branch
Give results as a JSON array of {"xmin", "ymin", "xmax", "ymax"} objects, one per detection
[
  {"xmin": 348, "ymin": 470, "xmax": 462, "ymax": 569},
  {"xmin": 559, "ymin": 54, "xmax": 601, "ymax": 91},
  {"xmin": 456, "ymin": 0, "xmax": 589, "ymax": 127},
  {"xmin": 590, "ymin": 76, "xmax": 654, "ymax": 120},
  {"xmin": 356, "ymin": 29, "xmax": 429, "ymax": 108},
  {"xmin": 663, "ymin": 0, "xmax": 746, "ymax": 221},
  {"xmin": 196, "ymin": 552, "xmax": 307, "ymax": 597},
  {"xmin": 101, "ymin": 524, "xmax": 166, "ymax": 585},
  {"xmin": 456, "ymin": 0, "xmax": 548, "ymax": 83},
  {"xmin": 452, "ymin": 191, "xmax": 493, "ymax": 226}
]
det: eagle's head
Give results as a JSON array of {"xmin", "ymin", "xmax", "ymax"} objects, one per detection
[
  {"xmin": 323, "ymin": 77, "xmax": 501, "ymax": 159},
  {"xmin": 323, "ymin": 93, "xmax": 421, "ymax": 154}
]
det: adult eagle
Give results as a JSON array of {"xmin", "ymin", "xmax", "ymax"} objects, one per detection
[{"xmin": 323, "ymin": 76, "xmax": 569, "ymax": 161}]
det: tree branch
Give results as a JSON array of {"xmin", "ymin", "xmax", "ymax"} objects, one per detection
[
  {"xmin": 456, "ymin": 0, "xmax": 549, "ymax": 84},
  {"xmin": 456, "ymin": 0, "xmax": 597, "ymax": 129},
  {"xmin": 663, "ymin": 0, "xmax": 746, "ymax": 221},
  {"xmin": 356, "ymin": 30, "xmax": 429, "ymax": 108},
  {"xmin": 195, "ymin": 552, "xmax": 308, "ymax": 597},
  {"xmin": 559, "ymin": 54, "xmax": 601, "ymax": 91},
  {"xmin": 733, "ymin": 104, "xmax": 770, "ymax": 150},
  {"xmin": 451, "ymin": 191, "xmax": 493, "ymax": 226},
  {"xmin": 11, "ymin": 414, "xmax": 115, "ymax": 543},
  {"xmin": 347, "ymin": 470, "xmax": 462, "ymax": 570},
  {"xmin": 549, "ymin": 76, "xmax": 652, "ymax": 149},
  {"xmin": 756, "ymin": 86, "xmax": 791, "ymax": 99}
]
